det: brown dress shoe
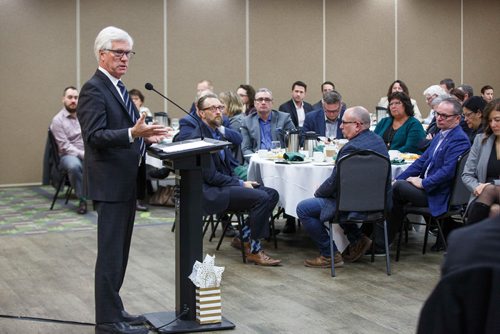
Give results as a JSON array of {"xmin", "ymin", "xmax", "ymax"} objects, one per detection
[
  {"xmin": 230, "ymin": 237, "xmax": 250, "ymax": 253},
  {"xmin": 344, "ymin": 235, "xmax": 372, "ymax": 263},
  {"xmin": 246, "ymin": 250, "xmax": 281, "ymax": 266},
  {"xmin": 304, "ymin": 252, "xmax": 344, "ymax": 268}
]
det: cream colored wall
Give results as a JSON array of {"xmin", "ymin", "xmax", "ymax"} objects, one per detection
[{"xmin": 1, "ymin": 0, "xmax": 499, "ymax": 185}]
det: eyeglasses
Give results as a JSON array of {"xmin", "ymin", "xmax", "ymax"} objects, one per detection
[
  {"xmin": 435, "ymin": 111, "xmax": 458, "ymax": 119},
  {"xmin": 389, "ymin": 101, "xmax": 402, "ymax": 107},
  {"xmin": 324, "ymin": 108, "xmax": 340, "ymax": 113},
  {"xmin": 103, "ymin": 49, "xmax": 135, "ymax": 59},
  {"xmin": 341, "ymin": 120, "xmax": 358, "ymax": 125},
  {"xmin": 463, "ymin": 111, "xmax": 478, "ymax": 119},
  {"xmin": 202, "ymin": 105, "xmax": 225, "ymax": 112},
  {"xmin": 255, "ymin": 97, "xmax": 273, "ymax": 103}
]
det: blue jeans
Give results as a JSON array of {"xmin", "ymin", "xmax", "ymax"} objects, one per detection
[
  {"xmin": 297, "ymin": 197, "xmax": 337, "ymax": 257},
  {"xmin": 60, "ymin": 155, "xmax": 83, "ymax": 199}
]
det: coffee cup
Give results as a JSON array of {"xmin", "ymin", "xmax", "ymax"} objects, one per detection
[{"xmin": 324, "ymin": 145, "xmax": 336, "ymax": 161}]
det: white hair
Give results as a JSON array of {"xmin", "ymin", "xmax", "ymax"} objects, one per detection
[
  {"xmin": 93, "ymin": 26, "xmax": 133, "ymax": 62},
  {"xmin": 423, "ymin": 85, "xmax": 446, "ymax": 97}
]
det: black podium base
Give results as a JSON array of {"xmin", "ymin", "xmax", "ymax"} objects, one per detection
[{"xmin": 145, "ymin": 312, "xmax": 235, "ymax": 333}]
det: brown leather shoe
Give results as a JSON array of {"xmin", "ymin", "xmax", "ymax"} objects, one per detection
[
  {"xmin": 230, "ymin": 237, "xmax": 250, "ymax": 253},
  {"xmin": 344, "ymin": 235, "xmax": 372, "ymax": 263},
  {"xmin": 304, "ymin": 252, "xmax": 344, "ymax": 268},
  {"xmin": 246, "ymin": 250, "xmax": 281, "ymax": 266}
]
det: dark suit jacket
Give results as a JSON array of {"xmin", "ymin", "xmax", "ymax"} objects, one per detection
[
  {"xmin": 442, "ymin": 215, "xmax": 500, "ymax": 276},
  {"xmin": 302, "ymin": 106, "xmax": 346, "ymax": 140},
  {"xmin": 397, "ymin": 125, "xmax": 471, "ymax": 217},
  {"xmin": 186, "ymin": 123, "xmax": 241, "ymax": 215},
  {"xmin": 278, "ymin": 99, "xmax": 313, "ymax": 128},
  {"xmin": 77, "ymin": 70, "xmax": 144, "ymax": 202},
  {"xmin": 314, "ymin": 129, "xmax": 389, "ymax": 221}
]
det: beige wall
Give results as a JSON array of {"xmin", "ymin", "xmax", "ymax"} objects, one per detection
[{"xmin": 1, "ymin": 0, "xmax": 499, "ymax": 185}]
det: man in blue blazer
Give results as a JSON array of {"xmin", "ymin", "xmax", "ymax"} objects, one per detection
[
  {"xmin": 278, "ymin": 80, "xmax": 313, "ymax": 128},
  {"xmin": 297, "ymin": 106, "xmax": 390, "ymax": 268},
  {"xmin": 302, "ymin": 90, "xmax": 346, "ymax": 143},
  {"xmin": 240, "ymin": 88, "xmax": 296, "ymax": 157},
  {"xmin": 77, "ymin": 27, "xmax": 168, "ymax": 334},
  {"xmin": 191, "ymin": 93, "xmax": 281, "ymax": 266},
  {"xmin": 389, "ymin": 97, "xmax": 471, "ymax": 245}
]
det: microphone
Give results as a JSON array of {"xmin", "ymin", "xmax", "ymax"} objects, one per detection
[{"xmin": 145, "ymin": 83, "xmax": 204, "ymax": 140}]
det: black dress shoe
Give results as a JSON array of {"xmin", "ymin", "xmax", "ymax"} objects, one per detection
[
  {"xmin": 77, "ymin": 200, "xmax": 87, "ymax": 214},
  {"xmin": 95, "ymin": 321, "xmax": 148, "ymax": 334},
  {"xmin": 121, "ymin": 311, "xmax": 147, "ymax": 325},
  {"xmin": 149, "ymin": 167, "xmax": 170, "ymax": 179},
  {"xmin": 283, "ymin": 218, "xmax": 296, "ymax": 234}
]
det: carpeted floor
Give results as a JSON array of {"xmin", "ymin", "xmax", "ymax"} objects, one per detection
[{"xmin": 0, "ymin": 186, "xmax": 175, "ymax": 236}]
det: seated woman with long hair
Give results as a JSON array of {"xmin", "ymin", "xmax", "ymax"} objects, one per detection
[
  {"xmin": 377, "ymin": 80, "xmax": 422, "ymax": 122},
  {"xmin": 462, "ymin": 98, "xmax": 500, "ymax": 224},
  {"xmin": 374, "ymin": 92, "xmax": 425, "ymax": 154}
]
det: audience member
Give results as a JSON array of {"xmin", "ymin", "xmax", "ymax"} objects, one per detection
[
  {"xmin": 462, "ymin": 96, "xmax": 487, "ymax": 143},
  {"xmin": 376, "ymin": 80, "xmax": 423, "ymax": 122},
  {"xmin": 302, "ymin": 90, "xmax": 345, "ymax": 143},
  {"xmin": 312, "ymin": 81, "xmax": 336, "ymax": 110},
  {"xmin": 449, "ymin": 88, "xmax": 466, "ymax": 103},
  {"xmin": 296, "ymin": 106, "xmax": 389, "ymax": 268},
  {"xmin": 422, "ymin": 85, "xmax": 447, "ymax": 124},
  {"xmin": 77, "ymin": 26, "xmax": 168, "ymax": 334},
  {"xmin": 457, "ymin": 84, "xmax": 474, "ymax": 102},
  {"xmin": 192, "ymin": 93, "xmax": 281, "ymax": 266},
  {"xmin": 387, "ymin": 97, "xmax": 470, "ymax": 250},
  {"xmin": 129, "ymin": 88, "xmax": 152, "ymax": 117},
  {"xmin": 237, "ymin": 84, "xmax": 256, "ymax": 115},
  {"xmin": 219, "ymin": 90, "xmax": 245, "ymax": 164},
  {"xmin": 374, "ymin": 92, "xmax": 425, "ymax": 154},
  {"xmin": 279, "ymin": 81, "xmax": 313, "ymax": 128},
  {"xmin": 50, "ymin": 86, "xmax": 86, "ymax": 214},
  {"xmin": 439, "ymin": 78, "xmax": 455, "ymax": 93},
  {"xmin": 189, "ymin": 79, "xmax": 214, "ymax": 113},
  {"xmin": 481, "ymin": 85, "xmax": 494, "ymax": 103},
  {"xmin": 462, "ymin": 99, "xmax": 500, "ymax": 224},
  {"xmin": 240, "ymin": 88, "xmax": 296, "ymax": 156}
]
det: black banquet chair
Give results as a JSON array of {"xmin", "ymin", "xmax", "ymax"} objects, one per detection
[
  {"xmin": 395, "ymin": 151, "xmax": 470, "ymax": 261},
  {"xmin": 329, "ymin": 150, "xmax": 392, "ymax": 277},
  {"xmin": 47, "ymin": 128, "xmax": 73, "ymax": 210}
]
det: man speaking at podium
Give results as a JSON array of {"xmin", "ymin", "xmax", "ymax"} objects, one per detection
[
  {"xmin": 77, "ymin": 26, "xmax": 168, "ymax": 334},
  {"xmin": 187, "ymin": 93, "xmax": 282, "ymax": 266}
]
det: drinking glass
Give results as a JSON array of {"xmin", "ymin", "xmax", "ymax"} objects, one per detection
[
  {"xmin": 271, "ymin": 141, "xmax": 281, "ymax": 156},
  {"xmin": 171, "ymin": 118, "xmax": 180, "ymax": 131}
]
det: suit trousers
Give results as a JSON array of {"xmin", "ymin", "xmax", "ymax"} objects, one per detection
[
  {"xmin": 388, "ymin": 180, "xmax": 429, "ymax": 242},
  {"xmin": 94, "ymin": 198, "xmax": 136, "ymax": 324},
  {"xmin": 226, "ymin": 185, "xmax": 279, "ymax": 240}
]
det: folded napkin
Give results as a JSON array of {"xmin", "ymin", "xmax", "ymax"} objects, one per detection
[
  {"xmin": 391, "ymin": 158, "xmax": 406, "ymax": 165},
  {"xmin": 283, "ymin": 152, "xmax": 305, "ymax": 161},
  {"xmin": 313, "ymin": 145, "xmax": 324, "ymax": 152}
]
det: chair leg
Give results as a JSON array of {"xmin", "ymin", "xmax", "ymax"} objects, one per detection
[
  {"xmin": 383, "ymin": 220, "xmax": 391, "ymax": 275},
  {"xmin": 436, "ymin": 219, "xmax": 448, "ymax": 250},
  {"xmin": 50, "ymin": 177, "xmax": 66, "ymax": 210},
  {"xmin": 270, "ymin": 215, "xmax": 278, "ymax": 249},
  {"xmin": 64, "ymin": 185, "xmax": 72, "ymax": 204},
  {"xmin": 423, "ymin": 218, "xmax": 431, "ymax": 254},
  {"xmin": 396, "ymin": 216, "xmax": 405, "ymax": 262},
  {"xmin": 329, "ymin": 222, "xmax": 335, "ymax": 277},
  {"xmin": 202, "ymin": 215, "xmax": 211, "ymax": 238},
  {"xmin": 216, "ymin": 218, "xmax": 231, "ymax": 251},
  {"xmin": 171, "ymin": 221, "xmax": 175, "ymax": 232},
  {"xmin": 236, "ymin": 214, "xmax": 247, "ymax": 263}
]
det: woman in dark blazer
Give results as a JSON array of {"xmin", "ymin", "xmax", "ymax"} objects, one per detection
[{"xmin": 462, "ymin": 98, "xmax": 500, "ymax": 224}]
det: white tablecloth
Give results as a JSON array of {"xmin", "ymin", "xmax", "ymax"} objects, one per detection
[{"xmin": 247, "ymin": 155, "xmax": 411, "ymax": 251}]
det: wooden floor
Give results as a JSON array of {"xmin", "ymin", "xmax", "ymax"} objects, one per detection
[{"xmin": 0, "ymin": 214, "xmax": 442, "ymax": 334}]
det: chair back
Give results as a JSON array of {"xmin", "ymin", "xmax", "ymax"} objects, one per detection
[
  {"xmin": 335, "ymin": 150, "xmax": 391, "ymax": 214},
  {"xmin": 448, "ymin": 150, "xmax": 470, "ymax": 208},
  {"xmin": 47, "ymin": 128, "xmax": 61, "ymax": 166}
]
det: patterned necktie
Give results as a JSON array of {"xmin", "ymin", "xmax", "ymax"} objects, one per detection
[{"xmin": 117, "ymin": 81, "xmax": 146, "ymax": 160}]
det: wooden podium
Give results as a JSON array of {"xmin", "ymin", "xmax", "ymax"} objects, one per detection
[{"xmin": 144, "ymin": 138, "xmax": 235, "ymax": 333}]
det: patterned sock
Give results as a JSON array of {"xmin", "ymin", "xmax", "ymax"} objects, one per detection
[{"xmin": 250, "ymin": 239, "xmax": 262, "ymax": 253}]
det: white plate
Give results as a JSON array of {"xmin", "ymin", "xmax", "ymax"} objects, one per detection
[{"xmin": 311, "ymin": 161, "xmax": 335, "ymax": 166}]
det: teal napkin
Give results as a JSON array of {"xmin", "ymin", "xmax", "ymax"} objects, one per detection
[
  {"xmin": 391, "ymin": 158, "xmax": 406, "ymax": 165},
  {"xmin": 313, "ymin": 145, "xmax": 324, "ymax": 152},
  {"xmin": 283, "ymin": 152, "xmax": 305, "ymax": 161}
]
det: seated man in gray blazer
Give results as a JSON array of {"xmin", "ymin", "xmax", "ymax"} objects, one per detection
[{"xmin": 240, "ymin": 88, "xmax": 296, "ymax": 157}]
